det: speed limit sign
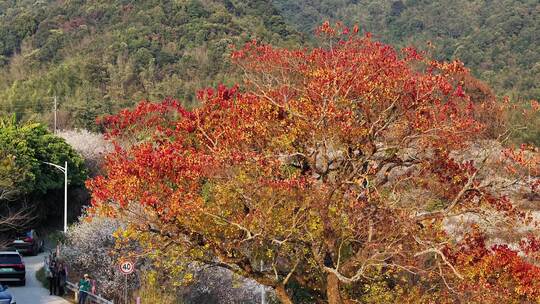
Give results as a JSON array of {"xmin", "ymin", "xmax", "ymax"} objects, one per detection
[{"xmin": 119, "ymin": 260, "xmax": 135, "ymax": 275}]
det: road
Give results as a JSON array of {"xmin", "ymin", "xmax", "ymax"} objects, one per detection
[{"xmin": 9, "ymin": 253, "xmax": 71, "ymax": 304}]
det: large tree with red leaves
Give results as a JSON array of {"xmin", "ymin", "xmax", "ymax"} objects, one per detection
[{"xmin": 89, "ymin": 23, "xmax": 539, "ymax": 303}]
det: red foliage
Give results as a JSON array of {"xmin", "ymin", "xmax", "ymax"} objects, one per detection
[
  {"xmin": 88, "ymin": 22, "xmax": 538, "ymax": 303},
  {"xmin": 450, "ymin": 232, "xmax": 540, "ymax": 302}
]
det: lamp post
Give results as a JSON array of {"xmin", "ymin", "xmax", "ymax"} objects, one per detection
[{"xmin": 42, "ymin": 161, "xmax": 68, "ymax": 233}]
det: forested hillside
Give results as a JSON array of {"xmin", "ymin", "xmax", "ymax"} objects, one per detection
[
  {"xmin": 0, "ymin": 0, "xmax": 301, "ymax": 129},
  {"xmin": 273, "ymin": 0, "xmax": 539, "ymax": 100},
  {"xmin": 1, "ymin": 3, "xmax": 538, "ymax": 303},
  {"xmin": 0, "ymin": 0, "xmax": 538, "ymax": 132}
]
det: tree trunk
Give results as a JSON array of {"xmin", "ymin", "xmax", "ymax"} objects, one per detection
[
  {"xmin": 275, "ymin": 285, "xmax": 294, "ymax": 304},
  {"xmin": 327, "ymin": 273, "xmax": 343, "ymax": 304}
]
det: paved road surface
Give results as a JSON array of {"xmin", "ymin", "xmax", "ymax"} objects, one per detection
[{"xmin": 9, "ymin": 253, "xmax": 70, "ymax": 304}]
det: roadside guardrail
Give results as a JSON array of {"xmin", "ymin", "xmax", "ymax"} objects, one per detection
[{"xmin": 65, "ymin": 281, "xmax": 114, "ymax": 304}]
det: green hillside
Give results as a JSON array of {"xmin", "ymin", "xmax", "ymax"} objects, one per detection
[
  {"xmin": 0, "ymin": 0, "xmax": 301, "ymax": 129},
  {"xmin": 0, "ymin": 0, "xmax": 537, "ymax": 131},
  {"xmin": 273, "ymin": 0, "xmax": 539, "ymax": 100}
]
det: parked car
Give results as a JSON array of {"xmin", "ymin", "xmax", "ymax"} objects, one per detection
[
  {"xmin": 12, "ymin": 230, "xmax": 43, "ymax": 256},
  {"xmin": 0, "ymin": 252, "xmax": 25, "ymax": 286},
  {"xmin": 0, "ymin": 284, "xmax": 16, "ymax": 304}
]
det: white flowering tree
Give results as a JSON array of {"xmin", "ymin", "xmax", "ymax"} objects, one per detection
[
  {"xmin": 57, "ymin": 129, "xmax": 111, "ymax": 177},
  {"xmin": 63, "ymin": 212, "xmax": 276, "ymax": 303},
  {"xmin": 180, "ymin": 266, "xmax": 276, "ymax": 304},
  {"xmin": 61, "ymin": 215, "xmax": 136, "ymax": 301}
]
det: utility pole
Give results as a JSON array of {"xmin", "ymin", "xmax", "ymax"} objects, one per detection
[
  {"xmin": 64, "ymin": 160, "xmax": 67, "ymax": 234},
  {"xmin": 53, "ymin": 95, "xmax": 57, "ymax": 134}
]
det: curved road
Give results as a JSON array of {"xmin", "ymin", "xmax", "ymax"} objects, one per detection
[{"xmin": 9, "ymin": 253, "xmax": 70, "ymax": 304}]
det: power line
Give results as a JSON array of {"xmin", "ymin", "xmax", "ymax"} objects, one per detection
[{"xmin": 0, "ymin": 100, "xmax": 66, "ymax": 111}]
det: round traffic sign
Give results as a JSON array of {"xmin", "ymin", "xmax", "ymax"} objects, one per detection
[{"xmin": 119, "ymin": 260, "xmax": 135, "ymax": 274}]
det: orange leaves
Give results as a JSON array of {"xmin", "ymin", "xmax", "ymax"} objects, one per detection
[
  {"xmin": 87, "ymin": 22, "xmax": 538, "ymax": 303},
  {"xmin": 451, "ymin": 233, "xmax": 540, "ymax": 302},
  {"xmin": 453, "ymin": 85, "xmax": 466, "ymax": 98},
  {"xmin": 428, "ymin": 59, "xmax": 468, "ymax": 75},
  {"xmin": 503, "ymin": 144, "xmax": 540, "ymax": 179},
  {"xmin": 98, "ymin": 98, "xmax": 196, "ymax": 144},
  {"xmin": 231, "ymin": 21, "xmax": 486, "ymax": 155},
  {"xmin": 315, "ymin": 20, "xmax": 336, "ymax": 36}
]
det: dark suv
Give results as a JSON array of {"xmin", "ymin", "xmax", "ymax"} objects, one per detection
[
  {"xmin": 0, "ymin": 252, "xmax": 25, "ymax": 286},
  {"xmin": 12, "ymin": 230, "xmax": 43, "ymax": 256}
]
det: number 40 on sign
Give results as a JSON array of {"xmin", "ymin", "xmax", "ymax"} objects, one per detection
[{"xmin": 120, "ymin": 261, "xmax": 135, "ymax": 275}]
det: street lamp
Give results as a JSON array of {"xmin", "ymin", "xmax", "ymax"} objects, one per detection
[{"xmin": 42, "ymin": 161, "xmax": 68, "ymax": 233}]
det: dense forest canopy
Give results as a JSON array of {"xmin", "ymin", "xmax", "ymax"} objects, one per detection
[
  {"xmin": 273, "ymin": 0, "xmax": 539, "ymax": 100},
  {"xmin": 0, "ymin": 0, "xmax": 537, "ymax": 135},
  {"xmin": 0, "ymin": 0, "xmax": 302, "ymax": 129}
]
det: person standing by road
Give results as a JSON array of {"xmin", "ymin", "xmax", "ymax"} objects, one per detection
[
  {"xmin": 77, "ymin": 274, "xmax": 91, "ymax": 304},
  {"xmin": 48, "ymin": 260, "xmax": 58, "ymax": 295},
  {"xmin": 57, "ymin": 262, "xmax": 67, "ymax": 296}
]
